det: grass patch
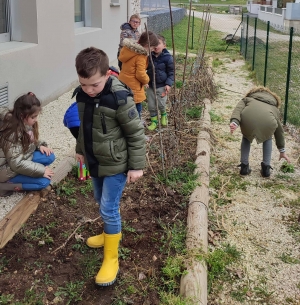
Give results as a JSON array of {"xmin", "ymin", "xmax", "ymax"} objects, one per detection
[{"xmin": 185, "ymin": 105, "xmax": 203, "ymax": 119}]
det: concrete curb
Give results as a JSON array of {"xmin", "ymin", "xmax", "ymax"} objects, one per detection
[{"xmin": 180, "ymin": 98, "xmax": 211, "ymax": 304}]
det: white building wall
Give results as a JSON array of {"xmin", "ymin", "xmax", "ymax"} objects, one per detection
[{"xmin": 0, "ymin": 0, "xmax": 130, "ymax": 106}]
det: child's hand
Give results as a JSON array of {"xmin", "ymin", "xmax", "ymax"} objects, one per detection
[
  {"xmin": 279, "ymin": 152, "xmax": 290, "ymax": 163},
  {"xmin": 44, "ymin": 166, "xmax": 54, "ymax": 179},
  {"xmin": 76, "ymin": 153, "xmax": 85, "ymax": 163},
  {"xmin": 40, "ymin": 145, "xmax": 53, "ymax": 156},
  {"xmin": 230, "ymin": 122, "xmax": 238, "ymax": 134},
  {"xmin": 144, "ymin": 84, "xmax": 149, "ymax": 89},
  {"xmin": 165, "ymin": 85, "xmax": 171, "ymax": 94},
  {"xmin": 126, "ymin": 170, "xmax": 143, "ymax": 183}
]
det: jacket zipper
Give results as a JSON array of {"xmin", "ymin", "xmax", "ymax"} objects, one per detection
[{"xmin": 101, "ymin": 112, "xmax": 107, "ymax": 134}]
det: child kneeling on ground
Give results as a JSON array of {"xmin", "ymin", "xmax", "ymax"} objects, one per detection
[
  {"xmin": 229, "ymin": 86, "xmax": 290, "ymax": 178},
  {"xmin": 73, "ymin": 47, "xmax": 146, "ymax": 286},
  {"xmin": 0, "ymin": 93, "xmax": 55, "ymax": 192}
]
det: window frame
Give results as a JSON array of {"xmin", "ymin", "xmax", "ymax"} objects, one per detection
[
  {"xmin": 0, "ymin": 0, "xmax": 10, "ymax": 43},
  {"xmin": 74, "ymin": 0, "xmax": 85, "ymax": 28}
]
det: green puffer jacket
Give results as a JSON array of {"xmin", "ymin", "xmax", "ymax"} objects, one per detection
[
  {"xmin": 75, "ymin": 76, "xmax": 146, "ymax": 177},
  {"xmin": 230, "ymin": 87, "xmax": 285, "ymax": 150},
  {"xmin": 0, "ymin": 108, "xmax": 47, "ymax": 182}
]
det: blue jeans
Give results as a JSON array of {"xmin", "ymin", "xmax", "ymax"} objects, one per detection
[
  {"xmin": 136, "ymin": 103, "xmax": 142, "ymax": 119},
  {"xmin": 92, "ymin": 173, "xmax": 127, "ymax": 234},
  {"xmin": 8, "ymin": 151, "xmax": 55, "ymax": 191}
]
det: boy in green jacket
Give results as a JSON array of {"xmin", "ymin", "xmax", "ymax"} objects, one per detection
[
  {"xmin": 73, "ymin": 47, "xmax": 145, "ymax": 286},
  {"xmin": 230, "ymin": 86, "xmax": 290, "ymax": 177}
]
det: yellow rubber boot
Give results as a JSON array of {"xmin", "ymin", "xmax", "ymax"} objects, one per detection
[
  {"xmin": 95, "ymin": 232, "xmax": 121, "ymax": 286},
  {"xmin": 86, "ymin": 233, "xmax": 104, "ymax": 248},
  {"xmin": 161, "ymin": 112, "xmax": 168, "ymax": 126},
  {"xmin": 147, "ymin": 116, "xmax": 158, "ymax": 131}
]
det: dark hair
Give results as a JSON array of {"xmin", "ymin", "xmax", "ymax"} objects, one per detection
[
  {"xmin": 157, "ymin": 34, "xmax": 166, "ymax": 45},
  {"xmin": 75, "ymin": 47, "xmax": 109, "ymax": 78},
  {"xmin": 138, "ymin": 31, "xmax": 159, "ymax": 48},
  {"xmin": 0, "ymin": 92, "xmax": 41, "ymax": 153}
]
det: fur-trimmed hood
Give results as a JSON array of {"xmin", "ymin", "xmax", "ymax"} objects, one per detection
[
  {"xmin": 122, "ymin": 38, "xmax": 148, "ymax": 56},
  {"xmin": 245, "ymin": 86, "xmax": 281, "ymax": 108}
]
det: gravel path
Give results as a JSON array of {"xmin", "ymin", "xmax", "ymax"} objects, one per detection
[
  {"xmin": 0, "ymin": 89, "xmax": 76, "ymax": 221},
  {"xmin": 210, "ymin": 57, "xmax": 300, "ymax": 304}
]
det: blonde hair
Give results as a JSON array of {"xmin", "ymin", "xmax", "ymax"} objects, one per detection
[{"xmin": 129, "ymin": 14, "xmax": 141, "ymax": 22}]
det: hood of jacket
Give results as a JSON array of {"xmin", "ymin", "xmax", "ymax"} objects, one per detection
[
  {"xmin": 245, "ymin": 86, "xmax": 281, "ymax": 108},
  {"xmin": 120, "ymin": 38, "xmax": 148, "ymax": 63},
  {"xmin": 120, "ymin": 22, "xmax": 132, "ymax": 31}
]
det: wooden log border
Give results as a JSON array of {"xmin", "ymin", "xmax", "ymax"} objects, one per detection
[{"xmin": 180, "ymin": 98, "xmax": 211, "ymax": 304}]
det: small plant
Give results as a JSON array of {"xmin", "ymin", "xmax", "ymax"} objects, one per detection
[
  {"xmin": 55, "ymin": 281, "xmax": 84, "ymax": 305},
  {"xmin": 119, "ymin": 247, "xmax": 131, "ymax": 260},
  {"xmin": 55, "ymin": 179, "xmax": 76, "ymax": 196},
  {"xmin": 0, "ymin": 293, "xmax": 14, "ymax": 304},
  {"xmin": 79, "ymin": 179, "xmax": 93, "ymax": 197},
  {"xmin": 161, "ymin": 255, "xmax": 186, "ymax": 292},
  {"xmin": 209, "ymin": 110, "xmax": 223, "ymax": 122},
  {"xmin": 122, "ymin": 221, "xmax": 136, "ymax": 233},
  {"xmin": 277, "ymin": 252, "xmax": 300, "ymax": 264},
  {"xmin": 176, "ymin": 80, "xmax": 183, "ymax": 88},
  {"xmin": 157, "ymin": 161, "xmax": 200, "ymax": 197},
  {"xmin": 280, "ymin": 161, "xmax": 295, "ymax": 173},
  {"xmin": 68, "ymin": 198, "xmax": 77, "ymax": 207},
  {"xmin": 24, "ymin": 227, "xmax": 54, "ymax": 244},
  {"xmin": 212, "ymin": 58, "xmax": 223, "ymax": 68},
  {"xmin": 159, "ymin": 291, "xmax": 195, "ymax": 305},
  {"xmin": 207, "ymin": 243, "xmax": 241, "ymax": 292},
  {"xmin": 79, "ymin": 252, "xmax": 101, "ymax": 279},
  {"xmin": 185, "ymin": 106, "xmax": 203, "ymax": 119},
  {"xmin": 0, "ymin": 256, "xmax": 9, "ymax": 273}
]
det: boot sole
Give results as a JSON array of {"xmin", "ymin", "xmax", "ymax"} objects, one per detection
[
  {"xmin": 86, "ymin": 243, "xmax": 104, "ymax": 248},
  {"xmin": 95, "ymin": 269, "xmax": 119, "ymax": 286}
]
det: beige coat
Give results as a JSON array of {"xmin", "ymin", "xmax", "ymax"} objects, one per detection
[
  {"xmin": 0, "ymin": 108, "xmax": 46, "ymax": 182},
  {"xmin": 118, "ymin": 38, "xmax": 149, "ymax": 103}
]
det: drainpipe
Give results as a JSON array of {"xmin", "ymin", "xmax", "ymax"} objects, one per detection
[{"xmin": 127, "ymin": 0, "xmax": 131, "ymax": 21}]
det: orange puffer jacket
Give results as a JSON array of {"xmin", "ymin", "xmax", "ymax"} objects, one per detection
[{"xmin": 118, "ymin": 38, "xmax": 149, "ymax": 103}]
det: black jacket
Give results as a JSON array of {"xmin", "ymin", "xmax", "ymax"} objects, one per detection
[{"xmin": 147, "ymin": 49, "xmax": 174, "ymax": 89}]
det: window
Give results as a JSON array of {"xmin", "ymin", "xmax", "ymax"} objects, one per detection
[
  {"xmin": 0, "ymin": 0, "xmax": 10, "ymax": 43},
  {"xmin": 74, "ymin": 0, "xmax": 85, "ymax": 28},
  {"xmin": 110, "ymin": 0, "xmax": 120, "ymax": 6}
]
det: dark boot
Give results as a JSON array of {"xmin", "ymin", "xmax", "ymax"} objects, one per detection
[
  {"xmin": 261, "ymin": 162, "xmax": 273, "ymax": 178},
  {"xmin": 238, "ymin": 163, "xmax": 251, "ymax": 176}
]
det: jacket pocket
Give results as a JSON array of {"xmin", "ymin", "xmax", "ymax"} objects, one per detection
[
  {"xmin": 100, "ymin": 112, "xmax": 107, "ymax": 134},
  {"xmin": 109, "ymin": 140, "xmax": 126, "ymax": 162}
]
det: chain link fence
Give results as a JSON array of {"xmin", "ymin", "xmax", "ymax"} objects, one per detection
[{"xmin": 241, "ymin": 14, "xmax": 300, "ymax": 126}]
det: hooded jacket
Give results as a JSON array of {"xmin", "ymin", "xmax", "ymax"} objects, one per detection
[
  {"xmin": 147, "ymin": 48, "xmax": 174, "ymax": 89},
  {"xmin": 118, "ymin": 38, "xmax": 149, "ymax": 103},
  {"xmin": 119, "ymin": 23, "xmax": 141, "ymax": 50},
  {"xmin": 230, "ymin": 87, "xmax": 285, "ymax": 150},
  {"xmin": 74, "ymin": 76, "xmax": 146, "ymax": 177},
  {"xmin": 0, "ymin": 108, "xmax": 47, "ymax": 182}
]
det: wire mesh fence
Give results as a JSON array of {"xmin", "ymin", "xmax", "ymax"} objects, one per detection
[
  {"xmin": 140, "ymin": 0, "xmax": 169, "ymax": 11},
  {"xmin": 241, "ymin": 14, "xmax": 300, "ymax": 127}
]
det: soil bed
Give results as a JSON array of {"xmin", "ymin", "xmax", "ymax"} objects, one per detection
[{"xmin": 0, "ymin": 128, "xmax": 197, "ymax": 305}]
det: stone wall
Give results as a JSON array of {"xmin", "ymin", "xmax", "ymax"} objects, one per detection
[{"xmin": 141, "ymin": 8, "xmax": 186, "ymax": 34}]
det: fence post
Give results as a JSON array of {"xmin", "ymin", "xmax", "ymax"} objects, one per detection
[
  {"xmin": 252, "ymin": 17, "xmax": 257, "ymax": 70},
  {"xmin": 263, "ymin": 21, "xmax": 270, "ymax": 86},
  {"xmin": 191, "ymin": 10, "xmax": 194, "ymax": 49},
  {"xmin": 240, "ymin": 14, "xmax": 244, "ymax": 54},
  {"xmin": 284, "ymin": 26, "xmax": 294, "ymax": 125},
  {"xmin": 245, "ymin": 15, "xmax": 249, "ymax": 59}
]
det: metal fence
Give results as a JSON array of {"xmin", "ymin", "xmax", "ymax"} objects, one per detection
[
  {"xmin": 240, "ymin": 14, "xmax": 300, "ymax": 126},
  {"xmin": 140, "ymin": 0, "xmax": 169, "ymax": 11}
]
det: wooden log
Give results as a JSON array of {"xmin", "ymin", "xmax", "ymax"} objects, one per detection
[
  {"xmin": 0, "ymin": 192, "xmax": 40, "ymax": 249},
  {"xmin": 180, "ymin": 98, "xmax": 211, "ymax": 304}
]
